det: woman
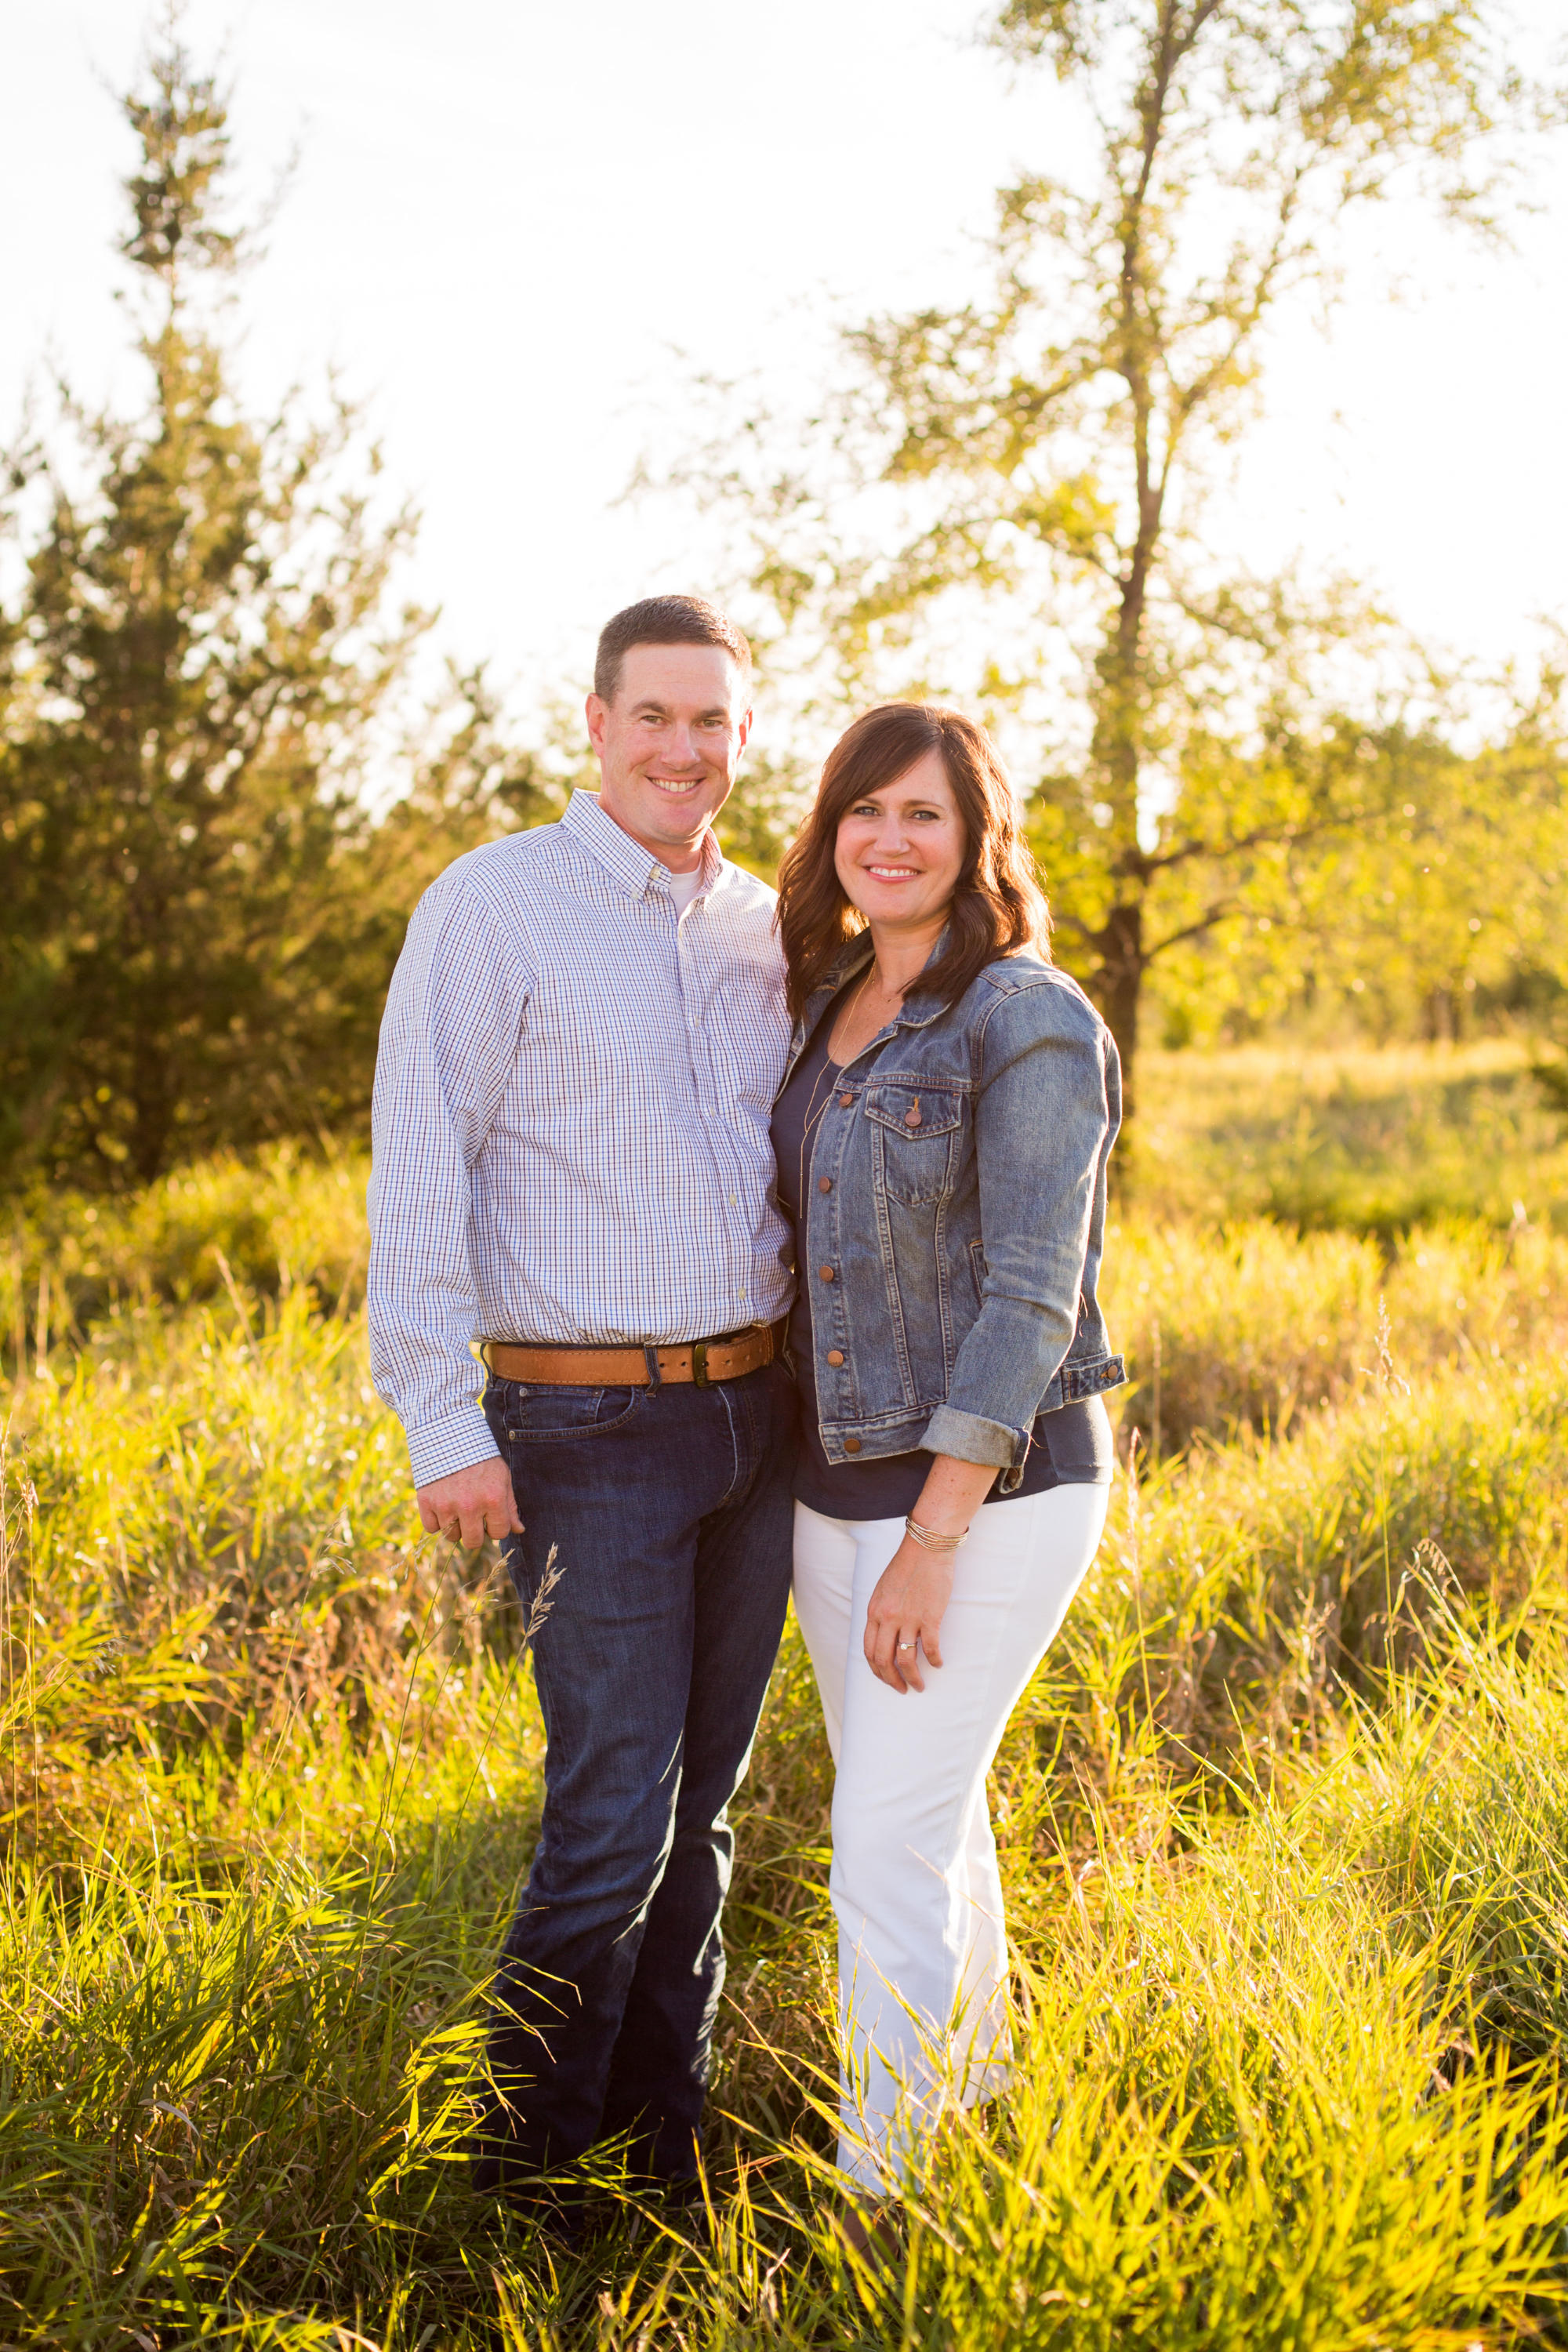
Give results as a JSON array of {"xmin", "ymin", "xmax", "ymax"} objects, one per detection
[{"xmin": 771, "ymin": 702, "xmax": 1125, "ymax": 2218}]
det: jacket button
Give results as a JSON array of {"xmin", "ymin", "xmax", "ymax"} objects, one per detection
[
  {"xmin": 826, "ymin": 1348, "xmax": 844, "ymax": 1367},
  {"xmin": 818, "ymin": 1176, "xmax": 832, "ymax": 1193},
  {"xmin": 844, "ymin": 1436, "xmax": 862, "ymax": 1454},
  {"xmin": 904, "ymin": 1102, "xmax": 922, "ymax": 1128},
  {"xmin": 838, "ymin": 1091, "xmax": 854, "ymax": 1107},
  {"xmin": 818, "ymin": 1265, "xmax": 835, "ymax": 1282}
]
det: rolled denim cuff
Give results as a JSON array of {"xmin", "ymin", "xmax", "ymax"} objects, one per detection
[
  {"xmin": 405, "ymin": 1402, "xmax": 503, "ymax": 1490},
  {"xmin": 920, "ymin": 1403, "xmax": 1027, "ymax": 1470}
]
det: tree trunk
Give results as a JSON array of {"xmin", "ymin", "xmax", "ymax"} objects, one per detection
[
  {"xmin": 129, "ymin": 1023, "xmax": 175, "ymax": 1185},
  {"xmin": 1088, "ymin": 893, "xmax": 1145, "ymax": 1133}
]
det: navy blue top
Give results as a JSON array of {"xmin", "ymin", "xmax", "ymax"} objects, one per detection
[{"xmin": 772, "ymin": 1000, "xmax": 1113, "ymax": 1522}]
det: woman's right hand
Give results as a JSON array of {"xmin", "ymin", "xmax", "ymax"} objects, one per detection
[
  {"xmin": 863, "ymin": 1537, "xmax": 953, "ymax": 1693},
  {"xmin": 865, "ymin": 1453, "xmax": 999, "ymax": 1689}
]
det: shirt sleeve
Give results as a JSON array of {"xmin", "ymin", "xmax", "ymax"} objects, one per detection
[{"xmin": 367, "ymin": 868, "xmax": 532, "ymax": 1486}]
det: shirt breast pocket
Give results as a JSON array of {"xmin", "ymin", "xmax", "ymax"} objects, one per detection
[{"xmin": 863, "ymin": 1084, "xmax": 964, "ymax": 1207}]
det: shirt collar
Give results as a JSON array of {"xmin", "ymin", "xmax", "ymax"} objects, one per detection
[
  {"xmin": 561, "ymin": 787, "xmax": 724, "ymax": 903},
  {"xmin": 797, "ymin": 930, "xmax": 951, "ymax": 1042}
]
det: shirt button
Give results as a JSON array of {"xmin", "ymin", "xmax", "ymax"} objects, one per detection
[
  {"xmin": 818, "ymin": 1176, "xmax": 832, "ymax": 1194},
  {"xmin": 844, "ymin": 1436, "xmax": 862, "ymax": 1454},
  {"xmin": 838, "ymin": 1091, "xmax": 854, "ymax": 1107},
  {"xmin": 818, "ymin": 1265, "xmax": 835, "ymax": 1282},
  {"xmin": 826, "ymin": 1348, "xmax": 844, "ymax": 1367}
]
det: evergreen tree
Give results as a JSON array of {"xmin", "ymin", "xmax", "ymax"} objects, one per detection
[{"xmin": 0, "ymin": 29, "xmax": 423, "ymax": 1186}]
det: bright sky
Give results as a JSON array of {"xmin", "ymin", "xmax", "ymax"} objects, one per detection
[{"xmin": 7, "ymin": 0, "xmax": 1566, "ymax": 756}]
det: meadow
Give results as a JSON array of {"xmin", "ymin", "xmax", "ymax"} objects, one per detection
[{"xmin": 4, "ymin": 1037, "xmax": 1568, "ymax": 2350}]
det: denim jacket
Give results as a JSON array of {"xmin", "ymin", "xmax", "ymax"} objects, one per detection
[{"xmin": 781, "ymin": 939, "xmax": 1126, "ymax": 1479}]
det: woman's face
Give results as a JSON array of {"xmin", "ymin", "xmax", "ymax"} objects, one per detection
[{"xmin": 833, "ymin": 748, "xmax": 966, "ymax": 931}]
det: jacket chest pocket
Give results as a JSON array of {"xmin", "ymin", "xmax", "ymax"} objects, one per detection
[{"xmin": 863, "ymin": 1083, "xmax": 964, "ymax": 1207}]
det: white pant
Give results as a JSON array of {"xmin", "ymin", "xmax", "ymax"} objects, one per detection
[{"xmin": 792, "ymin": 1483, "xmax": 1109, "ymax": 2193}]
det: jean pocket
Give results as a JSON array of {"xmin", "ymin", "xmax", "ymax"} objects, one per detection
[
  {"xmin": 863, "ymin": 1086, "xmax": 965, "ymax": 1203},
  {"xmin": 495, "ymin": 1381, "xmax": 644, "ymax": 1443}
]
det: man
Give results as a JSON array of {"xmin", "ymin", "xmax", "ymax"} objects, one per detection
[{"xmin": 368, "ymin": 596, "xmax": 797, "ymax": 2206}]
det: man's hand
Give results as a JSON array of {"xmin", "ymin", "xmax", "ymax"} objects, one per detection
[{"xmin": 416, "ymin": 1455, "xmax": 523, "ymax": 1549}]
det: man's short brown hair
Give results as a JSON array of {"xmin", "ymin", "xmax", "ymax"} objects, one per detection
[{"xmin": 593, "ymin": 596, "xmax": 753, "ymax": 706}]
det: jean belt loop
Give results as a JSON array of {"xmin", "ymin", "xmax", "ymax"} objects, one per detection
[{"xmin": 643, "ymin": 1343, "xmax": 662, "ymax": 1392}]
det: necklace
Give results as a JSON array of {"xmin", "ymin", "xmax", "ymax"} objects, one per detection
[
  {"xmin": 827, "ymin": 960, "xmax": 879, "ymax": 1063},
  {"xmin": 795, "ymin": 1047, "xmax": 844, "ymax": 1217},
  {"xmin": 793, "ymin": 964, "xmax": 876, "ymax": 1214}
]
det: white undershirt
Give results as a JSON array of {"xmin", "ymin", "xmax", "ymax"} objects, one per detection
[{"xmin": 668, "ymin": 866, "xmax": 703, "ymax": 913}]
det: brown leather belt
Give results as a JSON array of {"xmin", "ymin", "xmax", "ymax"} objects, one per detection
[{"xmin": 482, "ymin": 1319, "xmax": 787, "ymax": 1389}]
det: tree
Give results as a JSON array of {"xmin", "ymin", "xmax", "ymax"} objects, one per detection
[
  {"xmin": 1149, "ymin": 673, "xmax": 1568, "ymax": 1048},
  {"xmin": 681, "ymin": 0, "xmax": 1555, "ymax": 1120},
  {"xmin": 0, "ymin": 27, "xmax": 424, "ymax": 1186}
]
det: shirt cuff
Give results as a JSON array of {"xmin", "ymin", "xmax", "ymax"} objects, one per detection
[
  {"xmin": 920, "ymin": 1403, "xmax": 1028, "ymax": 1470},
  {"xmin": 405, "ymin": 1402, "xmax": 503, "ymax": 1490}
]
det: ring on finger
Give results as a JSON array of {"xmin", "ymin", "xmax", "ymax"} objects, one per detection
[{"xmin": 897, "ymin": 1639, "xmax": 914, "ymax": 1653}]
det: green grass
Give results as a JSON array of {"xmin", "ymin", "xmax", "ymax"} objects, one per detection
[
  {"xmin": 1136, "ymin": 1038, "xmax": 1568, "ymax": 1236},
  {"xmin": 6, "ymin": 1050, "xmax": 1568, "ymax": 2347}
]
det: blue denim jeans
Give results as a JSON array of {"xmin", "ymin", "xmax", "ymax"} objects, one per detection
[{"xmin": 474, "ymin": 1358, "xmax": 797, "ymax": 2187}]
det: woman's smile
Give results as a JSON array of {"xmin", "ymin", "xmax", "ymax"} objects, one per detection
[{"xmin": 835, "ymin": 746, "xmax": 966, "ymax": 931}]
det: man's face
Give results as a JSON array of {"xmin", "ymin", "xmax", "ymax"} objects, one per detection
[{"xmin": 586, "ymin": 642, "xmax": 753, "ymax": 870}]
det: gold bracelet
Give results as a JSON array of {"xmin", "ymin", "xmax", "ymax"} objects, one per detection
[{"xmin": 905, "ymin": 1515, "xmax": 969, "ymax": 1554}]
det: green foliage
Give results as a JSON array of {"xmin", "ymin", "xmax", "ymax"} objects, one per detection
[
  {"xmin": 1133, "ymin": 1036, "xmax": 1568, "ymax": 1232},
  {"xmin": 673, "ymin": 0, "xmax": 1562, "ymax": 1117},
  {"xmin": 885, "ymin": 1874, "xmax": 1568, "ymax": 2352},
  {"xmin": 0, "ymin": 33, "xmax": 575, "ymax": 1197},
  {"xmin": 0, "ymin": 32, "xmax": 429, "ymax": 1189},
  {"xmin": 5, "ymin": 1070, "xmax": 1568, "ymax": 2340},
  {"xmin": 713, "ymin": 748, "xmax": 815, "ymax": 882},
  {"xmin": 2, "ymin": 1144, "xmax": 371, "ymax": 1361},
  {"xmin": 1144, "ymin": 700, "xmax": 1568, "ymax": 1050},
  {"xmin": 1106, "ymin": 1210, "xmax": 1568, "ymax": 1454},
  {"xmin": 0, "ymin": 1856, "xmax": 492, "ymax": 2336}
]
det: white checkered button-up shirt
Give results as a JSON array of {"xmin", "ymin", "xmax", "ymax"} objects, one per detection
[{"xmin": 368, "ymin": 789, "xmax": 795, "ymax": 1486}]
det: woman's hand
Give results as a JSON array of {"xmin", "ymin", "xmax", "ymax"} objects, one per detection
[
  {"xmin": 861, "ymin": 1453, "xmax": 1000, "ymax": 1693},
  {"xmin": 864, "ymin": 1537, "xmax": 954, "ymax": 1693}
]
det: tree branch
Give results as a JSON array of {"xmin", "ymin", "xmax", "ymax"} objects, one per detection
[
  {"xmin": 1145, "ymin": 899, "xmax": 1236, "ymax": 959},
  {"xmin": 1120, "ymin": 809, "xmax": 1339, "ymax": 881}
]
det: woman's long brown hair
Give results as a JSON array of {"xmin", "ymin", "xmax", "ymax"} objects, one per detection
[{"xmin": 775, "ymin": 702, "xmax": 1050, "ymax": 1019}]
